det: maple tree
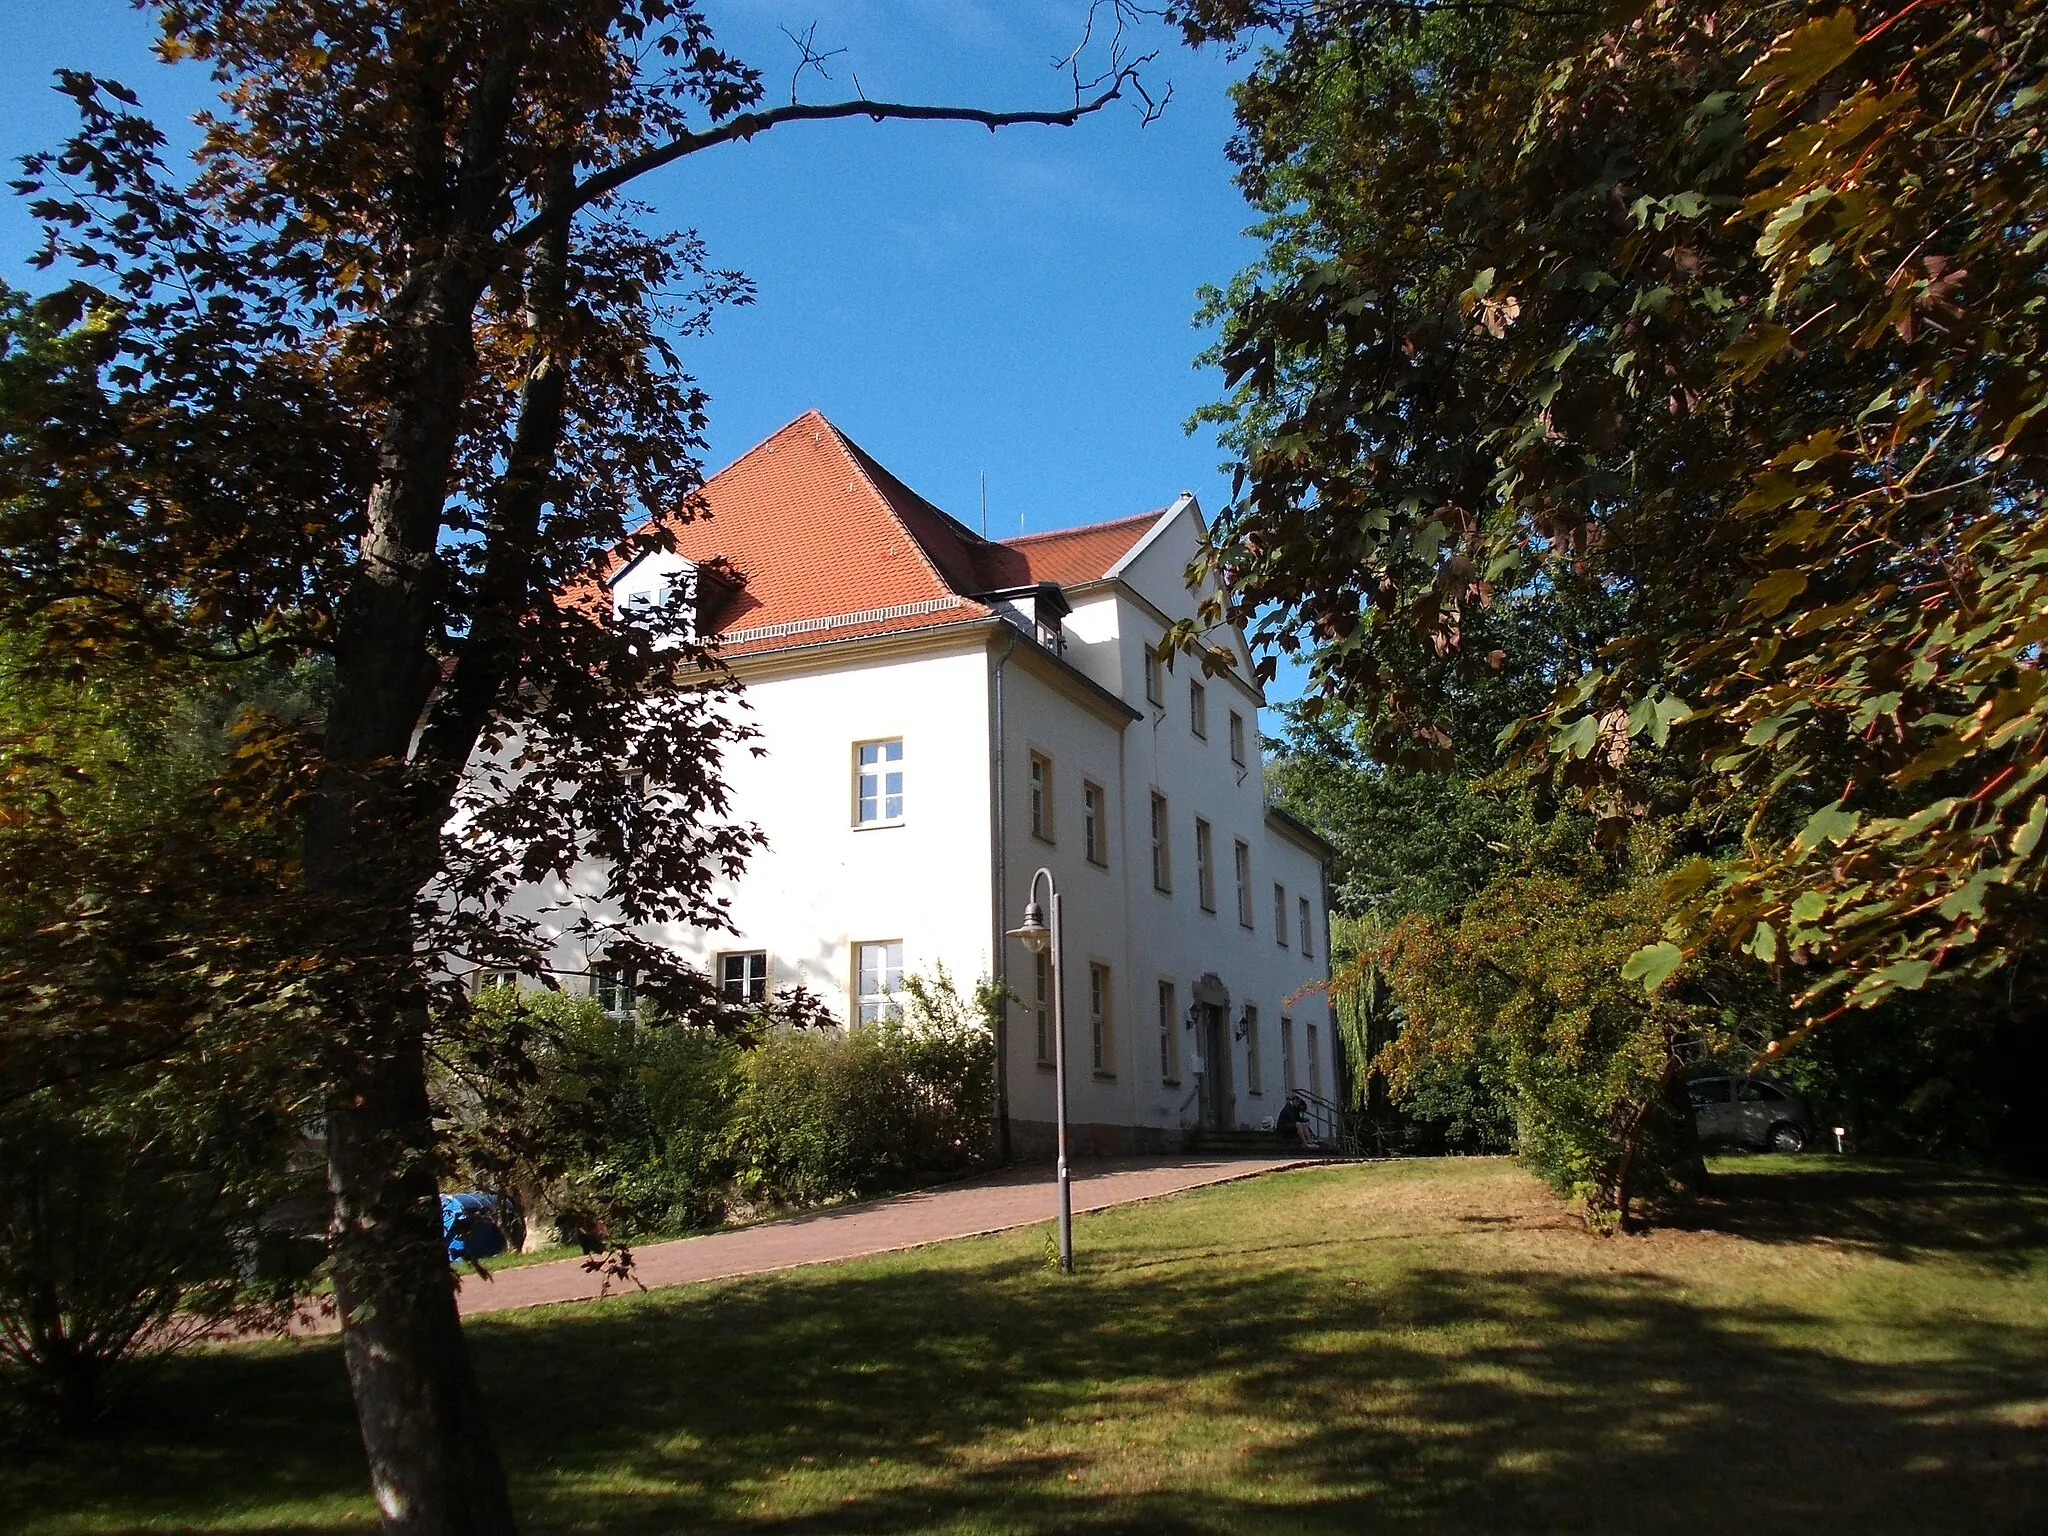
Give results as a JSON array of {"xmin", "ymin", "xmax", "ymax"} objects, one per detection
[
  {"xmin": 2, "ymin": 4, "xmax": 1156, "ymax": 1529},
  {"xmin": 1180, "ymin": 0, "xmax": 2047, "ymax": 1034}
]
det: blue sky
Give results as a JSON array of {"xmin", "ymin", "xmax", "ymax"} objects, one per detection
[{"xmin": 0, "ymin": 1, "xmax": 1307, "ymax": 711}]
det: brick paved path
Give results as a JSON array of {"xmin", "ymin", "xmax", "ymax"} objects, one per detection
[{"xmin": 442, "ymin": 1154, "xmax": 1312, "ymax": 1322}]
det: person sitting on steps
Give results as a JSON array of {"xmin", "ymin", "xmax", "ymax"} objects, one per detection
[{"xmin": 1276, "ymin": 1090, "xmax": 1315, "ymax": 1148}]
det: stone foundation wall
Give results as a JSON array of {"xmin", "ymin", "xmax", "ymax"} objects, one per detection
[{"xmin": 1006, "ymin": 1117, "xmax": 1192, "ymax": 1161}]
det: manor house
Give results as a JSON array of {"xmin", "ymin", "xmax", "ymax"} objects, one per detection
[{"xmin": 489, "ymin": 411, "xmax": 1335, "ymax": 1155}]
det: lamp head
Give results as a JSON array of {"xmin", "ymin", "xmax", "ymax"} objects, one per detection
[{"xmin": 1007, "ymin": 899, "xmax": 1051, "ymax": 956}]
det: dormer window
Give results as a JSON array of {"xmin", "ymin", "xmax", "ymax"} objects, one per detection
[
  {"xmin": 980, "ymin": 582, "xmax": 1070, "ymax": 654},
  {"xmin": 612, "ymin": 551, "xmax": 698, "ymax": 643}
]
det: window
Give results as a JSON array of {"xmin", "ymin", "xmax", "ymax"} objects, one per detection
[
  {"xmin": 623, "ymin": 768, "xmax": 649, "ymax": 800},
  {"xmin": 1150, "ymin": 792, "xmax": 1171, "ymax": 892},
  {"xmin": 1282, "ymin": 1016, "xmax": 1297, "ymax": 1092},
  {"xmin": 1083, "ymin": 782, "xmax": 1106, "ymax": 866},
  {"xmin": 590, "ymin": 963, "xmax": 635, "ymax": 1020},
  {"xmin": 1300, "ymin": 896, "xmax": 1314, "ymax": 957},
  {"xmin": 1029, "ymin": 752, "xmax": 1053, "ymax": 841},
  {"xmin": 855, "ymin": 739, "xmax": 905, "ymax": 826},
  {"xmin": 1306, "ymin": 1022, "xmax": 1321, "ymax": 1096},
  {"xmin": 854, "ymin": 940, "xmax": 903, "ymax": 1024},
  {"xmin": 1688, "ymin": 1078, "xmax": 1734, "ymax": 1107},
  {"xmin": 1275, "ymin": 883, "xmax": 1290, "ymax": 947},
  {"xmin": 1158, "ymin": 980, "xmax": 1179, "ymax": 1083},
  {"xmin": 470, "ymin": 968, "xmax": 519, "ymax": 997},
  {"xmin": 1229, "ymin": 710, "xmax": 1246, "ymax": 767},
  {"xmin": 1234, "ymin": 840, "xmax": 1254, "ymax": 928},
  {"xmin": 1143, "ymin": 646, "xmax": 1163, "ymax": 706},
  {"xmin": 1033, "ymin": 950, "xmax": 1052, "ymax": 1065},
  {"xmin": 1244, "ymin": 1004, "xmax": 1262, "ymax": 1095},
  {"xmin": 719, "ymin": 951, "xmax": 768, "ymax": 1006},
  {"xmin": 1189, "ymin": 679, "xmax": 1208, "ymax": 737},
  {"xmin": 1738, "ymin": 1080, "xmax": 1787, "ymax": 1103},
  {"xmin": 1089, "ymin": 963, "xmax": 1114, "ymax": 1074},
  {"xmin": 1195, "ymin": 819, "xmax": 1215, "ymax": 911}
]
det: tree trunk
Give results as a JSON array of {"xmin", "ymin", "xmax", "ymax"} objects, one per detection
[{"xmin": 327, "ymin": 1017, "xmax": 519, "ymax": 1536}]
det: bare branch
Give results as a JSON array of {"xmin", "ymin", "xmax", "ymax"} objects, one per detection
[
  {"xmin": 507, "ymin": 63, "xmax": 1155, "ymax": 250},
  {"xmin": 780, "ymin": 21, "xmax": 849, "ymax": 107}
]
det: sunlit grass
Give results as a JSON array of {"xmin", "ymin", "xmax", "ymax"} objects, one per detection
[{"xmin": 6, "ymin": 1155, "xmax": 2044, "ymax": 1534}]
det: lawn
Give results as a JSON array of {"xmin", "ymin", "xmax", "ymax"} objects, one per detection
[{"xmin": 5, "ymin": 1156, "xmax": 2044, "ymax": 1534}]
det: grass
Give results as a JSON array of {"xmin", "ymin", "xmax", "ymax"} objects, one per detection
[{"xmin": 4, "ymin": 1154, "xmax": 2045, "ymax": 1534}]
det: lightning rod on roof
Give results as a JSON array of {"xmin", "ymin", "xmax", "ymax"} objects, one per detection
[{"xmin": 980, "ymin": 471, "xmax": 987, "ymax": 539}]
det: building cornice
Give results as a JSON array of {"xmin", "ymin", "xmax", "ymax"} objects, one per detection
[
  {"xmin": 1062, "ymin": 577, "xmax": 1267, "ymax": 710},
  {"xmin": 1006, "ymin": 632, "xmax": 1143, "ymax": 727},
  {"xmin": 1265, "ymin": 803, "xmax": 1338, "ymax": 863},
  {"xmin": 722, "ymin": 616, "xmax": 1141, "ymax": 729},
  {"xmin": 721, "ymin": 617, "xmax": 999, "ymax": 682}
]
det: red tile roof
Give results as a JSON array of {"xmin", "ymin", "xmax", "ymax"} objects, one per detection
[
  {"xmin": 625, "ymin": 411, "xmax": 1167, "ymax": 657},
  {"xmin": 999, "ymin": 512, "xmax": 1159, "ymax": 587}
]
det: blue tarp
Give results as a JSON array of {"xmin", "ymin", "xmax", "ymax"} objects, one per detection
[{"xmin": 441, "ymin": 1192, "xmax": 507, "ymax": 1262}]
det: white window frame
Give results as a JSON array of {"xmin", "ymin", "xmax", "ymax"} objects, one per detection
[
  {"xmin": 1282, "ymin": 1015, "xmax": 1297, "ymax": 1093},
  {"xmin": 1275, "ymin": 882, "xmax": 1290, "ymax": 947},
  {"xmin": 1089, "ymin": 962, "xmax": 1114, "ymax": 1076},
  {"xmin": 1307, "ymin": 1021, "xmax": 1321, "ymax": 1096},
  {"xmin": 1083, "ymin": 781, "xmax": 1107, "ymax": 866},
  {"xmin": 1300, "ymin": 896, "xmax": 1315, "ymax": 957},
  {"xmin": 591, "ymin": 962, "xmax": 635, "ymax": 1021},
  {"xmin": 1244, "ymin": 1003, "xmax": 1262, "ymax": 1096},
  {"xmin": 1229, "ymin": 710, "xmax": 1246, "ymax": 767},
  {"xmin": 718, "ymin": 950, "xmax": 769, "ymax": 1006},
  {"xmin": 1143, "ymin": 646, "xmax": 1163, "ymax": 706},
  {"xmin": 1234, "ymin": 839, "xmax": 1254, "ymax": 928},
  {"xmin": 1189, "ymin": 679, "xmax": 1208, "ymax": 738},
  {"xmin": 854, "ymin": 738, "xmax": 905, "ymax": 827},
  {"xmin": 1150, "ymin": 792, "xmax": 1171, "ymax": 893},
  {"xmin": 470, "ymin": 968, "xmax": 519, "ymax": 997},
  {"xmin": 854, "ymin": 940, "xmax": 904, "ymax": 1025},
  {"xmin": 1029, "ymin": 751, "xmax": 1054, "ymax": 842},
  {"xmin": 1195, "ymin": 818, "xmax": 1215, "ymax": 912}
]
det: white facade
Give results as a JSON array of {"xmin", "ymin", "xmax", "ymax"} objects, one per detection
[{"xmin": 489, "ymin": 428, "xmax": 1335, "ymax": 1156}]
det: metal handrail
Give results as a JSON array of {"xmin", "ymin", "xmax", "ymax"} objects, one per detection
[{"xmin": 1294, "ymin": 1088, "xmax": 1360, "ymax": 1156}]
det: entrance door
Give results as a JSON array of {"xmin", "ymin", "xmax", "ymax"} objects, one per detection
[{"xmin": 1200, "ymin": 1003, "xmax": 1234, "ymax": 1130}]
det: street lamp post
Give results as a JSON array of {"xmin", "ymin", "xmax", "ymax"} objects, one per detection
[{"xmin": 1006, "ymin": 867, "xmax": 1071, "ymax": 1273}]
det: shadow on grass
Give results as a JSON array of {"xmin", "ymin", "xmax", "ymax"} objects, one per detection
[
  {"xmin": 6, "ymin": 1162, "xmax": 2045, "ymax": 1535},
  {"xmin": 464, "ymin": 1171, "xmax": 2048, "ymax": 1536},
  {"xmin": 1686, "ymin": 1157, "xmax": 2048, "ymax": 1270}
]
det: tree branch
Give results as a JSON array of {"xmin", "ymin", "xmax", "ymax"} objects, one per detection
[{"xmin": 506, "ymin": 67, "xmax": 1150, "ymax": 250}]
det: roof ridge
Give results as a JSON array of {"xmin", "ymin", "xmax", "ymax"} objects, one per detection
[{"xmin": 810, "ymin": 415, "xmax": 984, "ymax": 605}]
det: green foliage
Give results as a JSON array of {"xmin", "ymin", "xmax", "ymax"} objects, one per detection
[
  {"xmin": 726, "ymin": 977, "xmax": 998, "ymax": 1209},
  {"xmin": 0, "ymin": 1069, "xmax": 314, "ymax": 1431},
  {"xmin": 1188, "ymin": 0, "xmax": 2048, "ymax": 1179},
  {"xmin": 1265, "ymin": 705, "xmax": 1515, "ymax": 918},
  {"xmin": 0, "ymin": 604, "xmax": 322, "ymax": 1430},
  {"xmin": 451, "ymin": 970, "xmax": 999, "ymax": 1240},
  {"xmin": 1372, "ymin": 823, "xmax": 1774, "ymax": 1225}
]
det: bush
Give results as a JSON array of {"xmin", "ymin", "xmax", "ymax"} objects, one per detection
[
  {"xmin": 0, "ymin": 1075, "xmax": 312, "ymax": 1431},
  {"xmin": 726, "ymin": 971, "xmax": 998, "ymax": 1207},
  {"xmin": 446, "ymin": 968, "xmax": 999, "ymax": 1241}
]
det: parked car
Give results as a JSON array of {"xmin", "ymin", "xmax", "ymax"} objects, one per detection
[
  {"xmin": 440, "ymin": 1192, "xmax": 507, "ymax": 1263},
  {"xmin": 1684, "ymin": 1075, "xmax": 1815, "ymax": 1153}
]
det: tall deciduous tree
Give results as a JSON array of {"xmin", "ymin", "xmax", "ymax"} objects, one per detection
[
  {"xmin": 2, "ymin": 5, "xmax": 1158, "ymax": 1529},
  {"xmin": 1176, "ymin": 0, "xmax": 2048, "ymax": 1028}
]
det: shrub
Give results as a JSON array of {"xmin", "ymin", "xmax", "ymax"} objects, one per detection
[
  {"xmin": 725, "ymin": 969, "xmax": 999, "ymax": 1208},
  {"xmin": 445, "ymin": 968, "xmax": 999, "ymax": 1240},
  {"xmin": 0, "ymin": 1075, "xmax": 312, "ymax": 1431},
  {"xmin": 440, "ymin": 986, "xmax": 740, "ymax": 1243}
]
